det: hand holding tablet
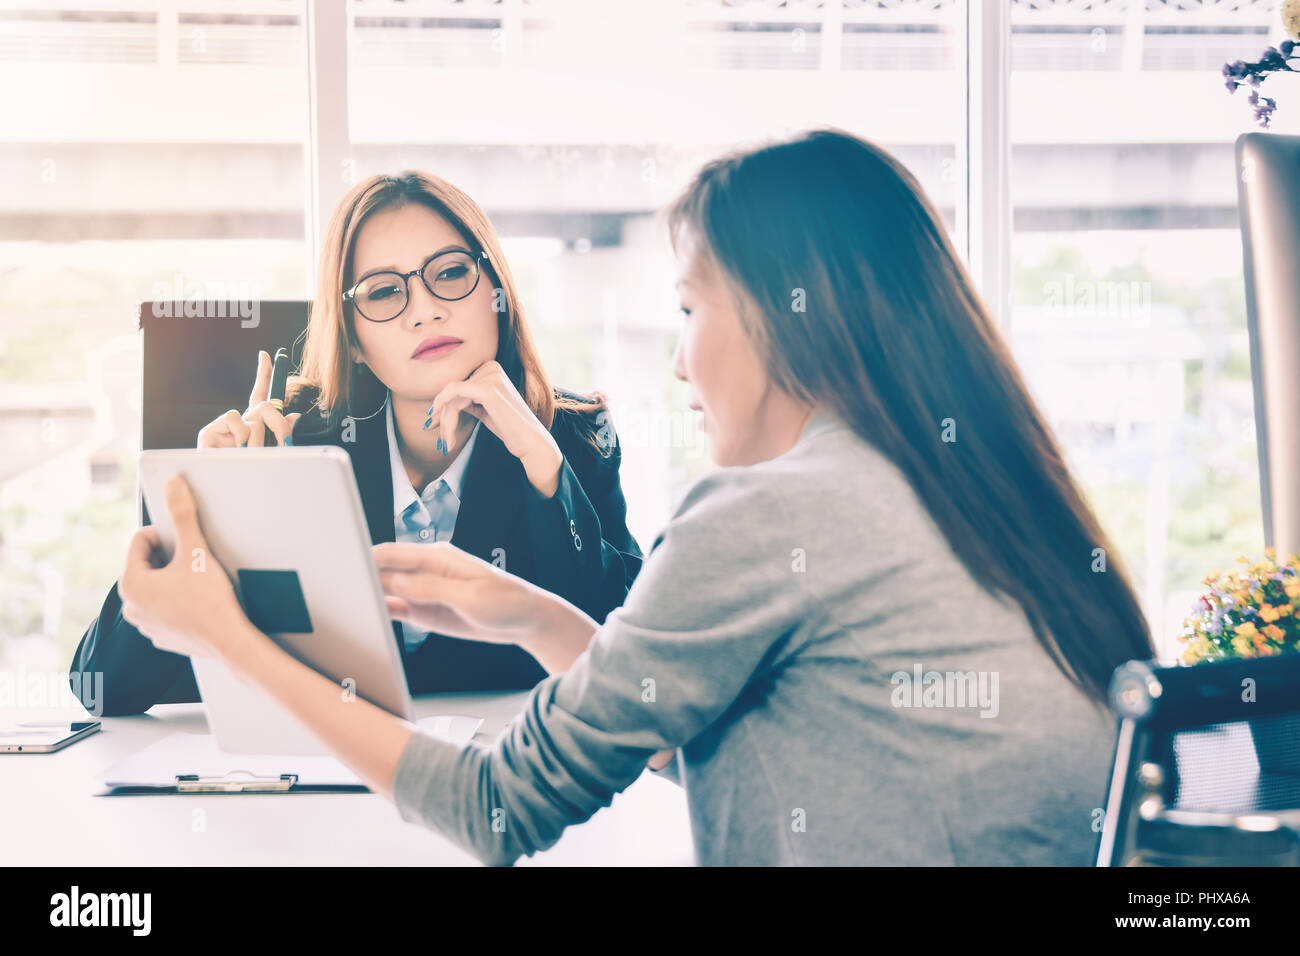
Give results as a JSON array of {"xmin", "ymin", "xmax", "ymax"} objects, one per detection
[
  {"xmin": 118, "ymin": 475, "xmax": 248, "ymax": 662},
  {"xmin": 129, "ymin": 446, "xmax": 412, "ymax": 755}
]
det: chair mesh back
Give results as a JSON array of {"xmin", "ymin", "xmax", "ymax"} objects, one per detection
[{"xmin": 1170, "ymin": 715, "xmax": 1300, "ymax": 813}]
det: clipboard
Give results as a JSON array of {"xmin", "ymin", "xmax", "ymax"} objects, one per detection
[{"xmin": 98, "ymin": 716, "xmax": 483, "ymax": 795}]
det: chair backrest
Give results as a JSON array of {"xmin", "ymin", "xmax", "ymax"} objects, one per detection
[
  {"xmin": 138, "ymin": 300, "xmax": 311, "ymax": 522},
  {"xmin": 1097, "ymin": 654, "xmax": 1300, "ymax": 866}
]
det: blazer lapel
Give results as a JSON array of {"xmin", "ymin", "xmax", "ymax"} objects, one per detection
[
  {"xmin": 338, "ymin": 410, "xmax": 396, "ymax": 546},
  {"xmin": 451, "ymin": 423, "xmax": 526, "ymax": 563},
  {"xmin": 289, "ymin": 406, "xmax": 394, "ymax": 545},
  {"xmin": 290, "ymin": 405, "xmax": 404, "ymax": 655}
]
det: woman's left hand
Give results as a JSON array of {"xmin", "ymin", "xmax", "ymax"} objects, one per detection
[
  {"xmin": 118, "ymin": 475, "xmax": 257, "ymax": 663},
  {"xmin": 375, "ymin": 540, "xmax": 599, "ymax": 676},
  {"xmin": 429, "ymin": 360, "xmax": 563, "ymax": 498},
  {"xmin": 374, "ymin": 540, "xmax": 551, "ymax": 644}
]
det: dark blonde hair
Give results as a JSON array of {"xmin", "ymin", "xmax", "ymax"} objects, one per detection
[
  {"xmin": 668, "ymin": 129, "xmax": 1153, "ymax": 704},
  {"xmin": 289, "ymin": 170, "xmax": 602, "ymax": 431}
]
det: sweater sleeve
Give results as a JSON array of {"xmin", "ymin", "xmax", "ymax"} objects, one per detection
[{"xmin": 389, "ymin": 464, "xmax": 814, "ymax": 865}]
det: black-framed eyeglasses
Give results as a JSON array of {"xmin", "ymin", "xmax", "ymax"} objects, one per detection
[{"xmin": 343, "ymin": 248, "xmax": 490, "ymax": 323}]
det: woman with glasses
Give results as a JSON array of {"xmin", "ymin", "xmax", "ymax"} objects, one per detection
[
  {"xmin": 72, "ymin": 171, "xmax": 642, "ymax": 717},
  {"xmin": 115, "ymin": 129, "xmax": 1153, "ymax": 865}
]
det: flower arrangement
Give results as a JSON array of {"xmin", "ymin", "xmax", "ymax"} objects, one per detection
[
  {"xmin": 1222, "ymin": 0, "xmax": 1300, "ymax": 128},
  {"xmin": 1179, "ymin": 547, "xmax": 1300, "ymax": 663}
]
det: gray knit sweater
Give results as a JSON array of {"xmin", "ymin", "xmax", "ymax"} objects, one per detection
[{"xmin": 391, "ymin": 407, "xmax": 1117, "ymax": 865}]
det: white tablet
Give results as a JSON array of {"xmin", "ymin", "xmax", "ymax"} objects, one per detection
[{"xmin": 139, "ymin": 447, "xmax": 412, "ymax": 756}]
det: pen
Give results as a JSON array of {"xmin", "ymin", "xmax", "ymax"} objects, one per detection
[{"xmin": 266, "ymin": 347, "xmax": 290, "ymax": 447}]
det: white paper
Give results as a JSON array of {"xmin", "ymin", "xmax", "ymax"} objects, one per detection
[{"xmin": 101, "ymin": 715, "xmax": 484, "ymax": 791}]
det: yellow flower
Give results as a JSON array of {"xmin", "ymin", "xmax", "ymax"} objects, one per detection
[
  {"xmin": 1260, "ymin": 605, "xmax": 1278, "ymax": 623},
  {"xmin": 1262, "ymin": 625, "xmax": 1284, "ymax": 642},
  {"xmin": 1235, "ymin": 621, "xmax": 1258, "ymax": 638},
  {"xmin": 1286, "ymin": 580, "xmax": 1300, "ymax": 599}
]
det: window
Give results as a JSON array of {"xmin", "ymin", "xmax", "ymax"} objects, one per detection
[
  {"xmin": 0, "ymin": 0, "xmax": 310, "ymax": 668},
  {"xmin": 0, "ymin": 0, "xmax": 1283, "ymax": 674},
  {"xmin": 1007, "ymin": 0, "xmax": 1284, "ymax": 658}
]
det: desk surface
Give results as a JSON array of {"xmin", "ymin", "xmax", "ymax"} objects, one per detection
[{"xmin": 2, "ymin": 692, "xmax": 695, "ymax": 866}]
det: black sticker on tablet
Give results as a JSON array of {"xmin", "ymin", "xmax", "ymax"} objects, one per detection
[{"xmin": 237, "ymin": 569, "xmax": 313, "ymax": 634}]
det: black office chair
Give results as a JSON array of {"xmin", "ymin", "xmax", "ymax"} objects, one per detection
[
  {"xmin": 1097, "ymin": 654, "xmax": 1300, "ymax": 866},
  {"xmin": 138, "ymin": 299, "xmax": 311, "ymax": 522}
]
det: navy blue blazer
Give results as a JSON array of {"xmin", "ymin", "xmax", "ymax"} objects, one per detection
[{"xmin": 69, "ymin": 391, "xmax": 642, "ymax": 716}]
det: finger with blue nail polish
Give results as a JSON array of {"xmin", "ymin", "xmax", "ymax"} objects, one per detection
[{"xmin": 440, "ymin": 394, "xmax": 465, "ymax": 461}]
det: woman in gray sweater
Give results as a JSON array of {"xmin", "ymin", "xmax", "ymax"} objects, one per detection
[{"xmin": 117, "ymin": 129, "xmax": 1155, "ymax": 865}]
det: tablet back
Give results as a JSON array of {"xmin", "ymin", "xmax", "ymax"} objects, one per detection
[{"xmin": 138, "ymin": 447, "xmax": 412, "ymax": 755}]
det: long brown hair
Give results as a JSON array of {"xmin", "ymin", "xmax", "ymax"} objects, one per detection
[
  {"xmin": 289, "ymin": 170, "xmax": 602, "ymax": 432},
  {"xmin": 667, "ymin": 128, "xmax": 1153, "ymax": 704}
]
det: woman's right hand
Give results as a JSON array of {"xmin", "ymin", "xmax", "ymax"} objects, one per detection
[{"xmin": 196, "ymin": 350, "xmax": 301, "ymax": 448}]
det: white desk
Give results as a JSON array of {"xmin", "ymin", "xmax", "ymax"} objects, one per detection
[{"xmin": 1, "ymin": 692, "xmax": 695, "ymax": 866}]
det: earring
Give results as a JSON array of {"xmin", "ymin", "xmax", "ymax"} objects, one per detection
[{"xmin": 346, "ymin": 362, "xmax": 388, "ymax": 421}]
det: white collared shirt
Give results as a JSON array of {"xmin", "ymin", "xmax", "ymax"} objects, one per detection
[{"xmin": 386, "ymin": 393, "xmax": 480, "ymax": 652}]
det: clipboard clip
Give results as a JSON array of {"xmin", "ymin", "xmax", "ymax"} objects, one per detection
[{"xmin": 175, "ymin": 771, "xmax": 299, "ymax": 793}]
